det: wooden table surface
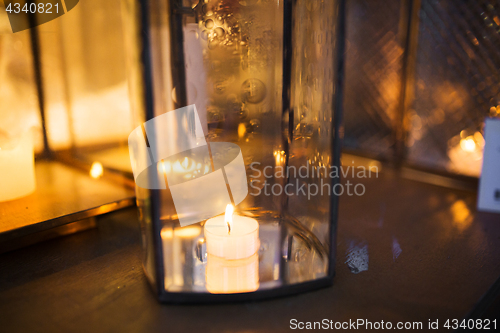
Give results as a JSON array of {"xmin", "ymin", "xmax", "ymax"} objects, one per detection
[{"xmin": 1, "ymin": 170, "xmax": 499, "ymax": 332}]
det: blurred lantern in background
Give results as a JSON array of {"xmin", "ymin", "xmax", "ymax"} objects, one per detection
[
  {"xmin": 343, "ymin": 0, "xmax": 500, "ymax": 181},
  {"xmin": 0, "ymin": 0, "xmax": 135, "ymax": 253}
]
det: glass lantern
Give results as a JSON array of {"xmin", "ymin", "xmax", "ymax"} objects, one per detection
[
  {"xmin": 126, "ymin": 0, "xmax": 345, "ymax": 301},
  {"xmin": 0, "ymin": 1, "xmax": 135, "ymax": 252}
]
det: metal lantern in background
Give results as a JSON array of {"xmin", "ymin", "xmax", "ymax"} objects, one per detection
[
  {"xmin": 125, "ymin": 0, "xmax": 345, "ymax": 302},
  {"xmin": 0, "ymin": 1, "xmax": 135, "ymax": 252}
]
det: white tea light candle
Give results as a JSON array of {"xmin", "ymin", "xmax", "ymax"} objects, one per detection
[{"xmin": 204, "ymin": 204, "xmax": 259, "ymax": 260}]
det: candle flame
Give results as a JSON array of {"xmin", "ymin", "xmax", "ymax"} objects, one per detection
[
  {"xmin": 173, "ymin": 157, "xmax": 195, "ymax": 173},
  {"xmin": 225, "ymin": 204, "xmax": 234, "ymax": 234}
]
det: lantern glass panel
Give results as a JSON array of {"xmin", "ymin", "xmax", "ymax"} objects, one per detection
[
  {"xmin": 129, "ymin": 0, "xmax": 343, "ymax": 300},
  {"xmin": 0, "ymin": 1, "xmax": 136, "ymax": 249},
  {"xmin": 0, "ymin": 7, "xmax": 41, "ymax": 204},
  {"xmin": 32, "ymin": 0, "xmax": 135, "ymax": 172}
]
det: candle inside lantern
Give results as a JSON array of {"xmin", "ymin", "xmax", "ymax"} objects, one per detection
[
  {"xmin": 204, "ymin": 204, "xmax": 259, "ymax": 260},
  {"xmin": 0, "ymin": 131, "xmax": 36, "ymax": 202}
]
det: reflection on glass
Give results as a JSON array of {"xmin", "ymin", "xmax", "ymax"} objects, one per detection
[
  {"xmin": 206, "ymin": 253, "xmax": 259, "ymax": 294},
  {"xmin": 161, "ymin": 225, "xmax": 202, "ymax": 289},
  {"xmin": 34, "ymin": 0, "xmax": 134, "ymax": 170},
  {"xmin": 450, "ymin": 200, "xmax": 473, "ymax": 231},
  {"xmin": 446, "ymin": 131, "xmax": 484, "ymax": 177}
]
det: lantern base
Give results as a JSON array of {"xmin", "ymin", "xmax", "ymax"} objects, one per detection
[
  {"xmin": 156, "ymin": 277, "xmax": 334, "ymax": 304},
  {"xmin": 156, "ymin": 210, "xmax": 333, "ymax": 302},
  {"xmin": 0, "ymin": 160, "xmax": 135, "ymax": 251}
]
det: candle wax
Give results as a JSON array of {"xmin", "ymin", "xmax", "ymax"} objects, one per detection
[
  {"xmin": 204, "ymin": 214, "xmax": 259, "ymax": 260},
  {"xmin": 206, "ymin": 253, "xmax": 259, "ymax": 294}
]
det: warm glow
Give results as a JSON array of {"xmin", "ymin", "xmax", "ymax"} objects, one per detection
[
  {"xmin": 0, "ymin": 131, "xmax": 36, "ymax": 202},
  {"xmin": 161, "ymin": 229, "xmax": 173, "ymax": 239},
  {"xmin": 162, "ymin": 161, "xmax": 172, "ymax": 174},
  {"xmin": 238, "ymin": 123, "xmax": 246, "ymax": 139},
  {"xmin": 447, "ymin": 134, "xmax": 483, "ymax": 177},
  {"xmin": 90, "ymin": 162, "xmax": 103, "ymax": 179},
  {"xmin": 274, "ymin": 150, "xmax": 286, "ymax": 165},
  {"xmin": 460, "ymin": 136, "xmax": 476, "ymax": 153},
  {"xmin": 172, "ymin": 157, "xmax": 195, "ymax": 173},
  {"xmin": 450, "ymin": 200, "xmax": 472, "ymax": 231},
  {"xmin": 473, "ymin": 131, "xmax": 485, "ymax": 148},
  {"xmin": 161, "ymin": 225, "xmax": 201, "ymax": 239},
  {"xmin": 175, "ymin": 226, "xmax": 201, "ymax": 238},
  {"xmin": 225, "ymin": 204, "xmax": 234, "ymax": 233}
]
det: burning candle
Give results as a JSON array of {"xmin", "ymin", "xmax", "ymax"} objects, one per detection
[
  {"xmin": 204, "ymin": 204, "xmax": 259, "ymax": 260},
  {"xmin": 0, "ymin": 131, "xmax": 36, "ymax": 202}
]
